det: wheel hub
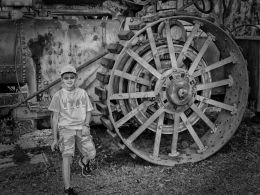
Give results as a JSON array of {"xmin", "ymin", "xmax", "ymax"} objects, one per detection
[
  {"xmin": 159, "ymin": 69, "xmax": 197, "ymax": 112},
  {"xmin": 166, "ymin": 77, "xmax": 192, "ymax": 106}
]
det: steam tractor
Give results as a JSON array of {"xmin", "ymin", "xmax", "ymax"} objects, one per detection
[{"xmin": 0, "ymin": 0, "xmax": 257, "ymax": 166}]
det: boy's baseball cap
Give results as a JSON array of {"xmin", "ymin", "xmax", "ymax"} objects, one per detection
[{"xmin": 60, "ymin": 65, "xmax": 77, "ymax": 76}]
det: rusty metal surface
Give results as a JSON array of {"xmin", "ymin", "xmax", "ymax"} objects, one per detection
[
  {"xmin": 0, "ymin": 18, "xmax": 121, "ymax": 97},
  {"xmin": 0, "ymin": 21, "xmax": 25, "ymax": 84},
  {"xmin": 23, "ymin": 18, "xmax": 120, "ymax": 98}
]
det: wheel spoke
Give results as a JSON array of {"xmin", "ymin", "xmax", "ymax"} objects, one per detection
[
  {"xmin": 190, "ymin": 104, "xmax": 217, "ymax": 133},
  {"xmin": 165, "ymin": 20, "xmax": 178, "ymax": 69},
  {"xmin": 188, "ymin": 34, "xmax": 215, "ymax": 75},
  {"xmin": 169, "ymin": 113, "xmax": 180, "ymax": 157},
  {"xmin": 110, "ymin": 91, "xmax": 156, "ymax": 100},
  {"xmin": 177, "ymin": 22, "xmax": 201, "ymax": 65},
  {"xmin": 114, "ymin": 70, "xmax": 150, "ymax": 86},
  {"xmin": 146, "ymin": 27, "xmax": 162, "ymax": 71},
  {"xmin": 193, "ymin": 55, "xmax": 236, "ymax": 77},
  {"xmin": 195, "ymin": 95, "xmax": 237, "ymax": 114},
  {"xmin": 197, "ymin": 76, "xmax": 233, "ymax": 91},
  {"xmin": 180, "ymin": 112, "xmax": 207, "ymax": 152},
  {"xmin": 127, "ymin": 49, "xmax": 162, "ymax": 79},
  {"xmin": 115, "ymin": 101, "xmax": 154, "ymax": 128},
  {"xmin": 126, "ymin": 107, "xmax": 165, "ymax": 144},
  {"xmin": 152, "ymin": 112, "xmax": 165, "ymax": 159}
]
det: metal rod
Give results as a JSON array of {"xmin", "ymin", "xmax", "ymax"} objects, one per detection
[{"xmin": 11, "ymin": 51, "xmax": 108, "ymax": 109}]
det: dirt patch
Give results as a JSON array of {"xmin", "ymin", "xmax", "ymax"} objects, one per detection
[{"xmin": 0, "ymin": 119, "xmax": 260, "ymax": 195}]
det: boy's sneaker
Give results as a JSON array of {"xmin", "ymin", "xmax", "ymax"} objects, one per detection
[
  {"xmin": 64, "ymin": 187, "xmax": 78, "ymax": 195},
  {"xmin": 78, "ymin": 157, "xmax": 91, "ymax": 177}
]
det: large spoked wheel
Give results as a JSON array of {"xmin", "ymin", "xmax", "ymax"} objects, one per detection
[{"xmin": 96, "ymin": 16, "xmax": 248, "ymax": 166}]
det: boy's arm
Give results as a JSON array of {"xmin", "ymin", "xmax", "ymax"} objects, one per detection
[
  {"xmin": 82, "ymin": 91, "xmax": 93, "ymax": 136},
  {"xmin": 82, "ymin": 110, "xmax": 92, "ymax": 136},
  {"xmin": 51, "ymin": 112, "xmax": 59, "ymax": 151},
  {"xmin": 52, "ymin": 112, "xmax": 59, "ymax": 141},
  {"xmin": 48, "ymin": 92, "xmax": 60, "ymax": 151},
  {"xmin": 84, "ymin": 91, "xmax": 93, "ymax": 127},
  {"xmin": 84, "ymin": 111, "xmax": 91, "ymax": 127}
]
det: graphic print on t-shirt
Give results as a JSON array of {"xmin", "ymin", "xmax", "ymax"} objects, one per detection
[
  {"xmin": 61, "ymin": 98, "xmax": 68, "ymax": 110},
  {"xmin": 76, "ymin": 99, "xmax": 80, "ymax": 108},
  {"xmin": 61, "ymin": 93, "xmax": 87, "ymax": 110}
]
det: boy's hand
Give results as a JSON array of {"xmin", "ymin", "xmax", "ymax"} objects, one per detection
[
  {"xmin": 51, "ymin": 137, "xmax": 64, "ymax": 151},
  {"xmin": 82, "ymin": 125, "xmax": 90, "ymax": 136},
  {"xmin": 51, "ymin": 140, "xmax": 58, "ymax": 152}
]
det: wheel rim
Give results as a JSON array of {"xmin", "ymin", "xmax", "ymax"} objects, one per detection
[{"xmin": 105, "ymin": 16, "xmax": 248, "ymax": 166}]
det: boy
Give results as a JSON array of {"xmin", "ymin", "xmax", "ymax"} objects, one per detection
[{"xmin": 48, "ymin": 65, "xmax": 96, "ymax": 195}]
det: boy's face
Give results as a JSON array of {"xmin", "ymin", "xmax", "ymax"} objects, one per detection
[{"xmin": 62, "ymin": 72, "xmax": 77, "ymax": 90}]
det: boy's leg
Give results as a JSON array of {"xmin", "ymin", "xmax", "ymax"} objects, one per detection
[
  {"xmin": 62, "ymin": 156, "xmax": 72, "ymax": 189},
  {"xmin": 59, "ymin": 129, "xmax": 76, "ymax": 190}
]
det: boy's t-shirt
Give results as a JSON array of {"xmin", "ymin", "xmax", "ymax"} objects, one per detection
[{"xmin": 48, "ymin": 88, "xmax": 94, "ymax": 130}]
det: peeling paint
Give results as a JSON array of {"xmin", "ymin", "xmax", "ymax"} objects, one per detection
[{"xmin": 23, "ymin": 19, "xmax": 120, "ymax": 103}]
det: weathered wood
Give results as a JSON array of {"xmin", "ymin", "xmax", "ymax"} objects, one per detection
[
  {"xmin": 126, "ymin": 49, "xmax": 162, "ymax": 79},
  {"xmin": 180, "ymin": 112, "xmax": 207, "ymax": 152},
  {"xmin": 110, "ymin": 91, "xmax": 156, "ymax": 100},
  {"xmin": 146, "ymin": 27, "xmax": 162, "ymax": 70},
  {"xmin": 114, "ymin": 70, "xmax": 150, "ymax": 86},
  {"xmin": 193, "ymin": 55, "xmax": 235, "ymax": 77},
  {"xmin": 188, "ymin": 34, "xmax": 215, "ymax": 75},
  {"xmin": 190, "ymin": 104, "xmax": 217, "ymax": 133},
  {"xmin": 195, "ymin": 95, "xmax": 237, "ymax": 113},
  {"xmin": 169, "ymin": 113, "xmax": 180, "ymax": 157},
  {"xmin": 152, "ymin": 112, "xmax": 165, "ymax": 159},
  {"xmin": 165, "ymin": 20, "xmax": 178, "ymax": 69},
  {"xmin": 126, "ymin": 108, "xmax": 164, "ymax": 144},
  {"xmin": 197, "ymin": 77, "xmax": 233, "ymax": 91},
  {"xmin": 177, "ymin": 22, "xmax": 201, "ymax": 65},
  {"xmin": 115, "ymin": 101, "xmax": 154, "ymax": 128}
]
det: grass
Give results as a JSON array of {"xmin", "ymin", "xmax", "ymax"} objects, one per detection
[{"xmin": 0, "ymin": 119, "xmax": 259, "ymax": 195}]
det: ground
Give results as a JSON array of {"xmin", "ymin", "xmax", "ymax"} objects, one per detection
[{"xmin": 0, "ymin": 116, "xmax": 260, "ymax": 195}]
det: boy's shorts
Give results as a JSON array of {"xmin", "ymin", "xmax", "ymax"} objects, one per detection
[{"xmin": 58, "ymin": 127, "xmax": 96, "ymax": 159}]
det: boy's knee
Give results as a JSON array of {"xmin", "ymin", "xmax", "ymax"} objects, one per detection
[
  {"xmin": 82, "ymin": 143, "xmax": 96, "ymax": 160},
  {"xmin": 62, "ymin": 155, "xmax": 73, "ymax": 164},
  {"xmin": 88, "ymin": 148, "xmax": 96, "ymax": 159}
]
